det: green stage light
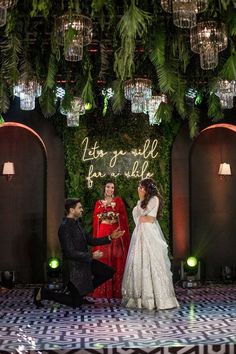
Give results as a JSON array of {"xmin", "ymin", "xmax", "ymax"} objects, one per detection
[
  {"xmin": 48, "ymin": 257, "xmax": 60, "ymax": 269},
  {"xmin": 181, "ymin": 256, "xmax": 201, "ymax": 288},
  {"xmin": 186, "ymin": 256, "xmax": 198, "ymax": 268}
]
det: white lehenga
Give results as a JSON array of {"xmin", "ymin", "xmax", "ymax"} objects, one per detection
[{"xmin": 122, "ymin": 196, "xmax": 179, "ymax": 310}]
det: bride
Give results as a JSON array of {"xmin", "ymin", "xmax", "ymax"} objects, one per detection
[{"xmin": 122, "ymin": 178, "xmax": 179, "ymax": 310}]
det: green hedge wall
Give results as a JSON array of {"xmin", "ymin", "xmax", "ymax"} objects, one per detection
[{"xmin": 57, "ymin": 108, "xmax": 180, "ymax": 244}]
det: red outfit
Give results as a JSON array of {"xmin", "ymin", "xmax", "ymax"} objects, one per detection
[{"xmin": 92, "ymin": 196, "xmax": 130, "ymax": 298}]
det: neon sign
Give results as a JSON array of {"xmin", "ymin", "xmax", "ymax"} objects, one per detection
[{"xmin": 81, "ymin": 137, "xmax": 159, "ymax": 188}]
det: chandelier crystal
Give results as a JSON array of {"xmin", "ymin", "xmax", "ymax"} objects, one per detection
[
  {"xmin": 131, "ymin": 93, "xmax": 145, "ymax": 114},
  {"xmin": 124, "ymin": 78, "xmax": 152, "ymax": 113},
  {"xmin": 67, "ymin": 111, "xmax": 80, "ymax": 127},
  {"xmin": 64, "ymin": 37, "xmax": 83, "ymax": 62},
  {"xmin": 215, "ymin": 80, "xmax": 236, "ymax": 109},
  {"xmin": 13, "ymin": 79, "xmax": 42, "ymax": 111},
  {"xmin": 145, "ymin": 94, "xmax": 167, "ymax": 125},
  {"xmin": 19, "ymin": 93, "xmax": 36, "ymax": 111},
  {"xmin": 190, "ymin": 21, "xmax": 227, "ymax": 70},
  {"xmin": 0, "ymin": 0, "xmax": 17, "ymax": 27},
  {"xmin": 55, "ymin": 13, "xmax": 93, "ymax": 62},
  {"xmin": 161, "ymin": 0, "xmax": 208, "ymax": 28},
  {"xmin": 60, "ymin": 97, "xmax": 86, "ymax": 127}
]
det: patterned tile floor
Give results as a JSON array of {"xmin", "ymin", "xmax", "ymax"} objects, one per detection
[{"xmin": 0, "ymin": 284, "xmax": 235, "ymax": 353}]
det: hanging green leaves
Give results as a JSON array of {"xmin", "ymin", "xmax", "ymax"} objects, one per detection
[{"xmin": 114, "ymin": 0, "xmax": 152, "ymax": 80}]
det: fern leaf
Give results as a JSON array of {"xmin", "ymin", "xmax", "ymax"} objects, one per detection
[
  {"xmin": 220, "ymin": 53, "xmax": 236, "ymax": 80},
  {"xmin": 44, "ymin": 54, "xmax": 58, "ymax": 89},
  {"xmin": 112, "ymin": 80, "xmax": 125, "ymax": 113},
  {"xmin": 1, "ymin": 34, "xmax": 21, "ymax": 84},
  {"xmin": 149, "ymin": 24, "xmax": 166, "ymax": 67},
  {"xmin": 117, "ymin": 0, "xmax": 152, "ymax": 39},
  {"xmin": 188, "ymin": 108, "xmax": 199, "ymax": 138},
  {"xmin": 81, "ymin": 70, "xmax": 95, "ymax": 108},
  {"xmin": 39, "ymin": 88, "xmax": 56, "ymax": 117},
  {"xmin": 99, "ymin": 43, "xmax": 110, "ymax": 80},
  {"xmin": 0, "ymin": 76, "xmax": 10, "ymax": 113},
  {"xmin": 114, "ymin": 0, "xmax": 152, "ymax": 80},
  {"xmin": 208, "ymin": 93, "xmax": 224, "ymax": 121},
  {"xmin": 156, "ymin": 102, "xmax": 173, "ymax": 123}
]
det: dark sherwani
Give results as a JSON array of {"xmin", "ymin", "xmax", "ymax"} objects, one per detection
[{"xmin": 58, "ymin": 217, "xmax": 111, "ymax": 296}]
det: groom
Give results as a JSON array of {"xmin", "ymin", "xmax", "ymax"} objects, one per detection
[{"xmin": 34, "ymin": 198, "xmax": 124, "ymax": 308}]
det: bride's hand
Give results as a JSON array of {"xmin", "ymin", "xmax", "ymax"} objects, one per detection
[{"xmin": 139, "ymin": 216, "xmax": 155, "ymax": 223}]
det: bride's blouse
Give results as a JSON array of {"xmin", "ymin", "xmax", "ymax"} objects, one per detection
[{"xmin": 133, "ymin": 196, "xmax": 159, "ymax": 224}]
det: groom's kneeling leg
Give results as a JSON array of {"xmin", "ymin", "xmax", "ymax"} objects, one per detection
[{"xmin": 91, "ymin": 259, "xmax": 115, "ymax": 289}]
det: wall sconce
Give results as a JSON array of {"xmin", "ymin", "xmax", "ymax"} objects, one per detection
[
  {"xmin": 2, "ymin": 161, "xmax": 15, "ymax": 181},
  {"xmin": 218, "ymin": 162, "xmax": 231, "ymax": 177}
]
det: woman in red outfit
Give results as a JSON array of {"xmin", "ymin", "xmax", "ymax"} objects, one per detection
[{"xmin": 92, "ymin": 181, "xmax": 130, "ymax": 298}]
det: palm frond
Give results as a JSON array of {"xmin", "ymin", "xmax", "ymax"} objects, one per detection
[
  {"xmin": 1, "ymin": 34, "xmax": 21, "ymax": 84},
  {"xmin": 172, "ymin": 76, "xmax": 187, "ymax": 117},
  {"xmin": 207, "ymin": 92, "xmax": 224, "ymax": 121},
  {"xmin": 0, "ymin": 76, "xmax": 10, "ymax": 113},
  {"xmin": 51, "ymin": 30, "xmax": 61, "ymax": 61},
  {"xmin": 30, "ymin": 0, "xmax": 52, "ymax": 18},
  {"xmin": 226, "ymin": 9, "xmax": 236, "ymax": 35},
  {"xmin": 99, "ymin": 43, "xmax": 110, "ymax": 80},
  {"xmin": 155, "ymin": 62, "xmax": 177, "ymax": 93},
  {"xmin": 111, "ymin": 79, "xmax": 125, "ymax": 113},
  {"xmin": 19, "ymin": 57, "xmax": 33, "ymax": 81},
  {"xmin": 172, "ymin": 32, "xmax": 190, "ymax": 73},
  {"xmin": 188, "ymin": 108, "xmax": 199, "ymax": 138},
  {"xmin": 81, "ymin": 70, "xmax": 95, "ymax": 108},
  {"xmin": 91, "ymin": 0, "xmax": 106, "ymax": 28},
  {"xmin": 114, "ymin": 39, "xmax": 135, "ymax": 80},
  {"xmin": 44, "ymin": 54, "xmax": 58, "ymax": 89},
  {"xmin": 149, "ymin": 23, "xmax": 166, "ymax": 66},
  {"xmin": 156, "ymin": 102, "xmax": 173, "ymax": 123},
  {"xmin": 220, "ymin": 53, "xmax": 236, "ymax": 80},
  {"xmin": 220, "ymin": 0, "xmax": 235, "ymax": 11},
  {"xmin": 39, "ymin": 88, "xmax": 56, "ymax": 117},
  {"xmin": 117, "ymin": 0, "xmax": 152, "ymax": 39},
  {"xmin": 61, "ymin": 89, "xmax": 73, "ymax": 112},
  {"xmin": 114, "ymin": 0, "xmax": 152, "ymax": 80}
]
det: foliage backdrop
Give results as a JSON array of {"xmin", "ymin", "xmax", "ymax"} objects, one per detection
[{"xmin": 55, "ymin": 106, "xmax": 181, "ymax": 244}]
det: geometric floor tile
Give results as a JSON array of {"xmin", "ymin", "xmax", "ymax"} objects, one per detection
[{"xmin": 0, "ymin": 284, "xmax": 236, "ymax": 354}]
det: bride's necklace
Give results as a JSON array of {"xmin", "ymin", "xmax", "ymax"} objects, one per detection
[{"xmin": 101, "ymin": 196, "xmax": 113, "ymax": 206}]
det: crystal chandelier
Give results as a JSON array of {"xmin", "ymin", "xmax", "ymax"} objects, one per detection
[
  {"xmin": 64, "ymin": 37, "xmax": 83, "ymax": 62},
  {"xmin": 55, "ymin": 13, "xmax": 93, "ymax": 62},
  {"xmin": 190, "ymin": 21, "xmax": 227, "ymax": 70},
  {"xmin": 145, "ymin": 94, "xmax": 167, "ymax": 125},
  {"xmin": 13, "ymin": 79, "xmax": 42, "ymax": 111},
  {"xmin": 161, "ymin": 0, "xmax": 208, "ymax": 29},
  {"xmin": 67, "ymin": 111, "xmax": 80, "ymax": 127},
  {"xmin": 215, "ymin": 80, "xmax": 236, "ymax": 109},
  {"xmin": 124, "ymin": 78, "xmax": 152, "ymax": 113},
  {"xmin": 0, "ymin": 0, "xmax": 17, "ymax": 27},
  {"xmin": 60, "ymin": 97, "xmax": 86, "ymax": 127}
]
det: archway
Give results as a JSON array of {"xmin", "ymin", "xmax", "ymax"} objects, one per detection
[
  {"xmin": 0, "ymin": 123, "xmax": 47, "ymax": 283},
  {"xmin": 172, "ymin": 123, "xmax": 236, "ymax": 280},
  {"xmin": 190, "ymin": 124, "xmax": 236, "ymax": 280}
]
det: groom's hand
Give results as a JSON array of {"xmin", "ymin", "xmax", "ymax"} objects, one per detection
[
  {"xmin": 110, "ymin": 227, "xmax": 125, "ymax": 240},
  {"xmin": 92, "ymin": 250, "xmax": 103, "ymax": 259}
]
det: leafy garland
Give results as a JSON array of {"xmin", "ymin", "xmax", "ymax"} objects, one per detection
[{"xmin": 0, "ymin": 0, "xmax": 236, "ymax": 135}]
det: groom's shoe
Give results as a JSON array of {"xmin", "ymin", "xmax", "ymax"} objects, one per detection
[{"xmin": 33, "ymin": 287, "xmax": 44, "ymax": 308}]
